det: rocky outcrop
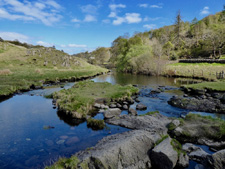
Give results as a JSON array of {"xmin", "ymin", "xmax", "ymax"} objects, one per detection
[
  {"xmin": 150, "ymin": 137, "xmax": 178, "ymax": 169},
  {"xmin": 168, "ymin": 96, "xmax": 225, "ymax": 114},
  {"xmin": 211, "ymin": 149, "xmax": 225, "ymax": 169},
  {"xmin": 106, "ymin": 114, "xmax": 171, "ymax": 135},
  {"xmin": 76, "ymin": 130, "xmax": 161, "ymax": 169}
]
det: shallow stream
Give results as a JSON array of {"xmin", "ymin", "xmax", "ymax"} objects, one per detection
[{"xmin": 0, "ymin": 72, "xmax": 224, "ymax": 168}]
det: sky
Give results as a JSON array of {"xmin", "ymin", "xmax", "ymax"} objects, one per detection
[{"xmin": 0, "ymin": 0, "xmax": 224, "ymax": 54}]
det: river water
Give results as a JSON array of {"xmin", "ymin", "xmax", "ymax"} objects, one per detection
[{"xmin": 0, "ymin": 72, "xmax": 223, "ymax": 169}]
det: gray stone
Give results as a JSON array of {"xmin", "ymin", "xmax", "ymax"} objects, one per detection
[
  {"xmin": 116, "ymin": 103, "xmax": 122, "ymax": 108},
  {"xmin": 171, "ymin": 119, "xmax": 180, "ymax": 127},
  {"xmin": 150, "ymin": 137, "xmax": 178, "ymax": 169},
  {"xmin": 177, "ymin": 153, "xmax": 189, "ymax": 168},
  {"xmin": 135, "ymin": 98, "xmax": 140, "ymax": 103},
  {"xmin": 136, "ymin": 103, "xmax": 147, "ymax": 110},
  {"xmin": 94, "ymin": 103, "xmax": 101, "ymax": 109},
  {"xmin": 122, "ymin": 105, "xmax": 128, "ymax": 110},
  {"xmin": 182, "ymin": 143, "xmax": 199, "ymax": 153},
  {"xmin": 109, "ymin": 103, "xmax": 117, "ymax": 108},
  {"xmin": 104, "ymin": 108, "xmax": 121, "ymax": 119},
  {"xmin": 211, "ymin": 149, "xmax": 225, "ymax": 169},
  {"xmin": 76, "ymin": 130, "xmax": 161, "ymax": 169},
  {"xmin": 128, "ymin": 108, "xmax": 137, "ymax": 116}
]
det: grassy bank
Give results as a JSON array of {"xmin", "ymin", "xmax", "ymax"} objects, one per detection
[
  {"xmin": 183, "ymin": 81, "xmax": 225, "ymax": 92},
  {"xmin": 53, "ymin": 81, "xmax": 138, "ymax": 119},
  {"xmin": 165, "ymin": 62, "xmax": 225, "ymax": 81},
  {"xmin": 0, "ymin": 42, "xmax": 107, "ymax": 96}
]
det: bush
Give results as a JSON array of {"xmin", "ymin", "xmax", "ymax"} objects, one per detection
[{"xmin": 87, "ymin": 118, "xmax": 105, "ymax": 130}]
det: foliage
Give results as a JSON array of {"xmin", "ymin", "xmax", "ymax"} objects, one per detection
[
  {"xmin": 45, "ymin": 156, "xmax": 80, "ymax": 169},
  {"xmin": 139, "ymin": 111, "xmax": 159, "ymax": 116},
  {"xmin": 87, "ymin": 118, "xmax": 105, "ymax": 130},
  {"xmin": 184, "ymin": 81, "xmax": 225, "ymax": 91}
]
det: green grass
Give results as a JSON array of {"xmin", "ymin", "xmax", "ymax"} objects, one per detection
[
  {"xmin": 0, "ymin": 42, "xmax": 107, "ymax": 96},
  {"xmin": 139, "ymin": 111, "xmax": 159, "ymax": 116},
  {"xmin": 180, "ymin": 114, "xmax": 225, "ymax": 141},
  {"xmin": 45, "ymin": 156, "xmax": 80, "ymax": 169},
  {"xmin": 53, "ymin": 81, "xmax": 138, "ymax": 119},
  {"xmin": 165, "ymin": 62, "xmax": 225, "ymax": 80},
  {"xmin": 155, "ymin": 135, "xmax": 169, "ymax": 146},
  {"xmin": 87, "ymin": 118, "xmax": 105, "ymax": 130},
  {"xmin": 184, "ymin": 81, "xmax": 225, "ymax": 91}
]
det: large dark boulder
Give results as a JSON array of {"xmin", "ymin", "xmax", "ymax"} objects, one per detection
[{"xmin": 150, "ymin": 137, "xmax": 178, "ymax": 169}]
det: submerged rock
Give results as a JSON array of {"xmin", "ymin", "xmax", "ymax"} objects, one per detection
[
  {"xmin": 136, "ymin": 103, "xmax": 147, "ymax": 110},
  {"xmin": 128, "ymin": 108, "xmax": 137, "ymax": 116}
]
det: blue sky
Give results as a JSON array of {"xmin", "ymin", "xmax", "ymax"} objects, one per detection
[{"xmin": 0, "ymin": 0, "xmax": 224, "ymax": 54}]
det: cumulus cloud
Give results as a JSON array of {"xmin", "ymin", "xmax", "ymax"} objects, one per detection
[
  {"xmin": 108, "ymin": 3, "xmax": 126, "ymax": 18},
  {"xmin": 150, "ymin": 5, "xmax": 163, "ymax": 9},
  {"xmin": 0, "ymin": 0, "xmax": 62, "ymax": 26},
  {"xmin": 60, "ymin": 44, "xmax": 87, "ymax": 48},
  {"xmin": 84, "ymin": 15, "xmax": 97, "ymax": 22},
  {"xmin": 71, "ymin": 18, "xmax": 80, "ymax": 23},
  {"xmin": 139, "ymin": 4, "xmax": 148, "ymax": 8},
  {"xmin": 113, "ymin": 13, "xmax": 142, "ymax": 25},
  {"xmin": 37, "ymin": 41, "xmax": 53, "ymax": 47},
  {"xmin": 0, "ymin": 31, "xmax": 30, "ymax": 42},
  {"xmin": 143, "ymin": 24, "xmax": 157, "ymax": 29},
  {"xmin": 200, "ymin": 6, "xmax": 210, "ymax": 15},
  {"xmin": 81, "ymin": 4, "xmax": 98, "ymax": 14}
]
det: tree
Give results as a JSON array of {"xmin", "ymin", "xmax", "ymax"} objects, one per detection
[
  {"xmin": 163, "ymin": 41, "xmax": 174, "ymax": 58},
  {"xmin": 191, "ymin": 17, "xmax": 198, "ymax": 25},
  {"xmin": 174, "ymin": 10, "xmax": 183, "ymax": 48}
]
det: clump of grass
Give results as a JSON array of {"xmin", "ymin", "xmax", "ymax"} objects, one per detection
[
  {"xmin": 171, "ymin": 139, "xmax": 186, "ymax": 156},
  {"xmin": 0, "ymin": 69, "xmax": 12, "ymax": 75},
  {"xmin": 87, "ymin": 118, "xmax": 105, "ymax": 130},
  {"xmin": 139, "ymin": 111, "xmax": 159, "ymax": 116},
  {"xmin": 45, "ymin": 156, "xmax": 80, "ymax": 169},
  {"xmin": 184, "ymin": 81, "xmax": 225, "ymax": 92},
  {"xmin": 155, "ymin": 135, "xmax": 169, "ymax": 146},
  {"xmin": 53, "ymin": 81, "xmax": 138, "ymax": 119},
  {"xmin": 167, "ymin": 122, "xmax": 177, "ymax": 131}
]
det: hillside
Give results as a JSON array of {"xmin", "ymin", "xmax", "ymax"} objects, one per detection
[
  {"xmin": 75, "ymin": 10, "xmax": 225, "ymax": 77},
  {"xmin": 0, "ymin": 40, "xmax": 107, "ymax": 96}
]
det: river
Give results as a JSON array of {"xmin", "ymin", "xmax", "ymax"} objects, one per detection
[{"xmin": 0, "ymin": 72, "xmax": 223, "ymax": 169}]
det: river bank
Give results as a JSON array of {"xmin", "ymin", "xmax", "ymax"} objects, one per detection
[{"xmin": 1, "ymin": 73, "xmax": 225, "ymax": 169}]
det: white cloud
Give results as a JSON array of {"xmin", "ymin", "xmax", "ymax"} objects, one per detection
[
  {"xmin": 125, "ymin": 13, "xmax": 142, "ymax": 24},
  {"xmin": 81, "ymin": 4, "xmax": 98, "ymax": 14},
  {"xmin": 109, "ymin": 4, "xmax": 126, "ymax": 11},
  {"xmin": 108, "ymin": 4, "xmax": 126, "ymax": 18},
  {"xmin": 139, "ymin": 4, "xmax": 148, "ymax": 8},
  {"xmin": 200, "ymin": 6, "xmax": 210, "ymax": 15},
  {"xmin": 37, "ymin": 41, "xmax": 53, "ymax": 47},
  {"xmin": 143, "ymin": 24, "xmax": 157, "ymax": 29},
  {"xmin": 84, "ymin": 15, "xmax": 97, "ymax": 22},
  {"xmin": 113, "ymin": 17, "xmax": 125, "ymax": 25},
  {"xmin": 112, "ymin": 13, "xmax": 142, "ymax": 25},
  {"xmin": 71, "ymin": 18, "xmax": 80, "ymax": 23},
  {"xmin": 0, "ymin": 0, "xmax": 62, "ymax": 26},
  {"xmin": 144, "ymin": 16, "xmax": 161, "ymax": 22},
  {"xmin": 60, "ymin": 44, "xmax": 87, "ymax": 48},
  {"xmin": 150, "ymin": 5, "xmax": 162, "ymax": 9},
  {"xmin": 0, "ymin": 32, "xmax": 30, "ymax": 43},
  {"xmin": 68, "ymin": 44, "xmax": 87, "ymax": 48}
]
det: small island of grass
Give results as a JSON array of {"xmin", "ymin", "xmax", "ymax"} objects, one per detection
[
  {"xmin": 53, "ymin": 81, "xmax": 138, "ymax": 119},
  {"xmin": 183, "ymin": 81, "xmax": 225, "ymax": 92}
]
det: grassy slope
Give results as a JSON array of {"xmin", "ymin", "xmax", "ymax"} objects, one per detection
[
  {"xmin": 165, "ymin": 62, "xmax": 225, "ymax": 81},
  {"xmin": 184, "ymin": 81, "xmax": 225, "ymax": 91},
  {"xmin": 53, "ymin": 81, "xmax": 138, "ymax": 119},
  {"xmin": 0, "ymin": 42, "xmax": 107, "ymax": 96}
]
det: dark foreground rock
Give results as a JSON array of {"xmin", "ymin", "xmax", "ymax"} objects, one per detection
[
  {"xmin": 150, "ymin": 137, "xmax": 178, "ymax": 169},
  {"xmin": 168, "ymin": 96, "xmax": 225, "ymax": 114}
]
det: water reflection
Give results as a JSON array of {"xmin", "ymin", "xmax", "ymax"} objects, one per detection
[{"xmin": 0, "ymin": 73, "xmax": 224, "ymax": 168}]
